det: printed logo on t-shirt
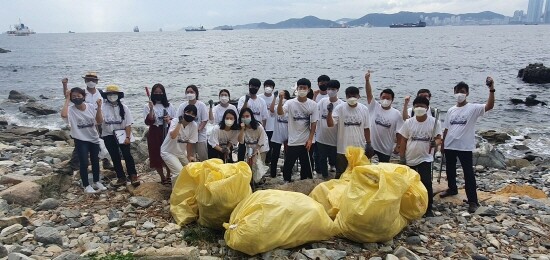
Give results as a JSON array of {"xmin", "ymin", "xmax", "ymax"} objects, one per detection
[
  {"xmin": 104, "ymin": 116, "xmax": 123, "ymax": 125},
  {"xmin": 293, "ymin": 111, "xmax": 311, "ymax": 127},
  {"xmin": 450, "ymin": 115, "xmax": 468, "ymax": 125},
  {"xmin": 277, "ymin": 116, "xmax": 288, "ymax": 123},
  {"xmin": 76, "ymin": 119, "xmax": 95, "ymax": 129},
  {"xmin": 374, "ymin": 116, "xmax": 391, "ymax": 128},
  {"xmin": 343, "ymin": 115, "xmax": 362, "ymax": 127},
  {"xmin": 411, "ymin": 135, "xmax": 431, "ymax": 142}
]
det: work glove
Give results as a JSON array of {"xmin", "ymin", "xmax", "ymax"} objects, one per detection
[{"xmin": 327, "ymin": 103, "xmax": 334, "ymax": 113}]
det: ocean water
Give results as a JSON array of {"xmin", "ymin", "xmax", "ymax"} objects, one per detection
[{"xmin": 1, "ymin": 25, "xmax": 549, "ymax": 155}]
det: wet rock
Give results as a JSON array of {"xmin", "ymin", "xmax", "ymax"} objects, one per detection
[
  {"xmin": 34, "ymin": 226, "xmax": 63, "ymax": 245},
  {"xmin": 512, "ymin": 145, "xmax": 530, "ymax": 151},
  {"xmin": 518, "ymin": 63, "xmax": 550, "ymax": 84},
  {"xmin": 0, "ymin": 117, "xmax": 8, "ymax": 126},
  {"xmin": 129, "ymin": 196, "xmax": 154, "ymax": 208},
  {"xmin": 301, "ymin": 248, "xmax": 347, "ymax": 260},
  {"xmin": 35, "ymin": 198, "xmax": 60, "ymax": 211},
  {"xmin": 19, "ymin": 102, "xmax": 57, "ymax": 116},
  {"xmin": 478, "ymin": 130, "xmax": 510, "ymax": 144},
  {"xmin": 8, "ymin": 90, "xmax": 36, "ymax": 103},
  {"xmin": 0, "ymin": 181, "xmax": 41, "ymax": 206}
]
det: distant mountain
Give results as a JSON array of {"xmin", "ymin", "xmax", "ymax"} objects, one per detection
[
  {"xmin": 348, "ymin": 11, "xmax": 506, "ymax": 27},
  {"xmin": 233, "ymin": 16, "xmax": 340, "ymax": 29}
]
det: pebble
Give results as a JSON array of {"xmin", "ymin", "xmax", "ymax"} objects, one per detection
[{"xmin": 405, "ymin": 236, "xmax": 422, "ymax": 246}]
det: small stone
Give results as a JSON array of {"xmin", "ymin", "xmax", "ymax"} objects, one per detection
[
  {"xmin": 129, "ymin": 196, "xmax": 154, "ymax": 208},
  {"xmin": 487, "ymin": 247, "xmax": 496, "ymax": 253},
  {"xmin": 509, "ymin": 254, "xmax": 526, "ymax": 260},
  {"xmin": 52, "ymin": 252, "xmax": 80, "ymax": 260},
  {"xmin": 162, "ymin": 223, "xmax": 180, "ymax": 233},
  {"xmin": 475, "ymin": 206, "xmax": 497, "ymax": 216},
  {"xmin": 393, "ymin": 246, "xmax": 421, "ymax": 260},
  {"xmin": 363, "ymin": 243, "xmax": 378, "ymax": 251},
  {"xmin": 0, "ymin": 244, "xmax": 7, "ymax": 258},
  {"xmin": 0, "ymin": 224, "xmax": 23, "ymax": 237},
  {"xmin": 7, "ymin": 252, "xmax": 33, "ymax": 260},
  {"xmin": 34, "ymin": 226, "xmax": 62, "ymax": 245},
  {"xmin": 199, "ymin": 249, "xmax": 208, "ymax": 255},
  {"xmin": 35, "ymin": 198, "xmax": 60, "ymax": 211},
  {"xmin": 122, "ymin": 221, "xmax": 136, "ymax": 228},
  {"xmin": 60, "ymin": 209, "xmax": 81, "ymax": 218},
  {"xmin": 471, "ymin": 255, "xmax": 490, "ymax": 260},
  {"xmin": 384, "ymin": 255, "xmax": 398, "ymax": 260},
  {"xmin": 379, "ymin": 246, "xmax": 393, "ymax": 253},
  {"xmin": 142, "ymin": 221, "xmax": 155, "ymax": 229},
  {"xmin": 488, "ymin": 236, "xmax": 500, "ymax": 249},
  {"xmin": 440, "ymin": 224, "xmax": 453, "ymax": 230},
  {"xmin": 405, "ymin": 236, "xmax": 422, "ymax": 245},
  {"xmin": 301, "ymin": 248, "xmax": 347, "ymax": 260},
  {"xmin": 46, "ymin": 245, "xmax": 63, "ymax": 253},
  {"xmin": 412, "ymin": 246, "xmax": 429, "ymax": 255}
]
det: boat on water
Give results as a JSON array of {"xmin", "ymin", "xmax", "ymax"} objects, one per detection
[
  {"xmin": 185, "ymin": 26, "xmax": 206, "ymax": 32},
  {"xmin": 133, "ymin": 26, "xmax": 139, "ymax": 32},
  {"xmin": 68, "ymin": 31, "xmax": 75, "ymax": 33},
  {"xmin": 389, "ymin": 20, "xmax": 426, "ymax": 28},
  {"xmin": 219, "ymin": 25, "xmax": 233, "ymax": 31},
  {"xmin": 6, "ymin": 20, "xmax": 35, "ymax": 36}
]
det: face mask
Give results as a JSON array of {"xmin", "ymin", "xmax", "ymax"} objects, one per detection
[
  {"xmin": 347, "ymin": 97, "xmax": 358, "ymax": 106},
  {"xmin": 327, "ymin": 90, "xmax": 338, "ymax": 98},
  {"xmin": 71, "ymin": 98, "xmax": 85, "ymax": 106},
  {"xmin": 184, "ymin": 114, "xmax": 195, "ymax": 122},
  {"xmin": 242, "ymin": 118, "xmax": 251, "ymax": 125},
  {"xmin": 455, "ymin": 93, "xmax": 467, "ymax": 103},
  {"xmin": 151, "ymin": 94, "xmax": 163, "ymax": 103},
  {"xmin": 380, "ymin": 99, "xmax": 392, "ymax": 108},
  {"xmin": 186, "ymin": 93, "xmax": 196, "ymax": 101},
  {"xmin": 107, "ymin": 94, "xmax": 118, "ymax": 103},
  {"xmin": 220, "ymin": 96, "xmax": 229, "ymax": 104},
  {"xmin": 319, "ymin": 84, "xmax": 328, "ymax": 92},
  {"xmin": 297, "ymin": 90, "xmax": 308, "ymax": 98},
  {"xmin": 225, "ymin": 119, "xmax": 234, "ymax": 126},
  {"xmin": 413, "ymin": 107, "xmax": 427, "ymax": 117},
  {"xmin": 249, "ymin": 87, "xmax": 259, "ymax": 95},
  {"xmin": 86, "ymin": 81, "xmax": 97, "ymax": 89},
  {"xmin": 264, "ymin": 87, "xmax": 273, "ymax": 94}
]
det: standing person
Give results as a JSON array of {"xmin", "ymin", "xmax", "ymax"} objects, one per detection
[
  {"xmin": 398, "ymin": 96, "xmax": 442, "ymax": 217},
  {"xmin": 61, "ymin": 87, "xmax": 106, "ymax": 194},
  {"xmin": 313, "ymin": 75, "xmax": 330, "ymax": 102},
  {"xmin": 144, "ymin": 83, "xmax": 177, "ymax": 185},
  {"xmin": 100, "ymin": 85, "xmax": 140, "ymax": 187},
  {"xmin": 237, "ymin": 78, "xmax": 269, "ymax": 161},
  {"xmin": 269, "ymin": 90, "xmax": 290, "ymax": 178},
  {"xmin": 208, "ymin": 109, "xmax": 241, "ymax": 162},
  {"xmin": 259, "ymin": 80, "xmax": 276, "ymax": 164},
  {"xmin": 364, "ymin": 70, "xmax": 404, "ymax": 163},
  {"xmin": 161, "ymin": 105, "xmax": 198, "ymax": 181},
  {"xmin": 440, "ymin": 78, "xmax": 495, "ymax": 213},
  {"xmin": 315, "ymin": 80, "xmax": 343, "ymax": 179},
  {"xmin": 277, "ymin": 78, "xmax": 318, "ymax": 182},
  {"xmin": 209, "ymin": 89, "xmax": 238, "ymax": 124},
  {"xmin": 177, "ymin": 85, "xmax": 208, "ymax": 161},
  {"xmin": 327, "ymin": 86, "xmax": 374, "ymax": 178},
  {"xmin": 239, "ymin": 108, "xmax": 269, "ymax": 166},
  {"xmin": 402, "ymin": 89, "xmax": 436, "ymax": 120}
]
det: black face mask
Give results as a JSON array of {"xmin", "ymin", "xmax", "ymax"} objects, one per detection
[
  {"xmin": 151, "ymin": 94, "xmax": 163, "ymax": 102},
  {"xmin": 319, "ymin": 84, "xmax": 328, "ymax": 91},
  {"xmin": 184, "ymin": 115, "xmax": 195, "ymax": 122},
  {"xmin": 249, "ymin": 87, "xmax": 259, "ymax": 95},
  {"xmin": 71, "ymin": 98, "xmax": 85, "ymax": 106}
]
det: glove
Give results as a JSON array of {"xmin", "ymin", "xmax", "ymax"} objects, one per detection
[
  {"xmin": 327, "ymin": 103, "xmax": 334, "ymax": 113},
  {"xmin": 399, "ymin": 156, "xmax": 407, "ymax": 165},
  {"xmin": 273, "ymin": 90, "xmax": 279, "ymax": 97},
  {"xmin": 245, "ymin": 94, "xmax": 250, "ymax": 103},
  {"xmin": 208, "ymin": 99, "xmax": 214, "ymax": 108},
  {"xmin": 365, "ymin": 143, "xmax": 375, "ymax": 158}
]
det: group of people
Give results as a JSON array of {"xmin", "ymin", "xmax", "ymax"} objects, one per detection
[{"xmin": 61, "ymin": 70, "xmax": 496, "ymax": 216}]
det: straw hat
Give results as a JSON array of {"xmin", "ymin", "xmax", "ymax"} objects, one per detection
[
  {"xmin": 82, "ymin": 72, "xmax": 99, "ymax": 80},
  {"xmin": 101, "ymin": 85, "xmax": 125, "ymax": 99}
]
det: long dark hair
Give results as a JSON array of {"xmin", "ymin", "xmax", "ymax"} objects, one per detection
[
  {"xmin": 186, "ymin": 84, "xmax": 199, "ymax": 100},
  {"xmin": 219, "ymin": 89, "xmax": 230, "ymax": 98},
  {"xmin": 239, "ymin": 107, "xmax": 259, "ymax": 130},
  {"xmin": 151, "ymin": 83, "xmax": 170, "ymax": 108},
  {"xmin": 104, "ymin": 92, "xmax": 126, "ymax": 120},
  {"xmin": 219, "ymin": 109, "xmax": 240, "ymax": 130}
]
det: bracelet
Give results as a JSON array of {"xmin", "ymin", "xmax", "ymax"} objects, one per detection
[{"xmin": 489, "ymin": 89, "xmax": 495, "ymax": 93}]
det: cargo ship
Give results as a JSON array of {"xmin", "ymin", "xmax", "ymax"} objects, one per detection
[{"xmin": 389, "ymin": 20, "xmax": 426, "ymax": 28}]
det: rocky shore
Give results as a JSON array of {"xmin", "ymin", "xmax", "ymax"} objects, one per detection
[{"xmin": 0, "ymin": 122, "xmax": 549, "ymax": 259}]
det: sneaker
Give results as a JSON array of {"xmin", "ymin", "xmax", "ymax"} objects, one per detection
[
  {"xmin": 84, "ymin": 185, "xmax": 97, "ymax": 194},
  {"xmin": 439, "ymin": 189, "xmax": 458, "ymax": 198},
  {"xmin": 468, "ymin": 202, "xmax": 479, "ymax": 213},
  {"xmin": 93, "ymin": 182, "xmax": 107, "ymax": 191}
]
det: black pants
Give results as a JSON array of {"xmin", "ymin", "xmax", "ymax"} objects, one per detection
[
  {"xmin": 238, "ymin": 143, "xmax": 246, "ymax": 162},
  {"xmin": 74, "ymin": 139, "xmax": 100, "ymax": 187},
  {"xmin": 207, "ymin": 144, "xmax": 234, "ymax": 163},
  {"xmin": 282, "ymin": 145, "xmax": 313, "ymax": 181},
  {"xmin": 375, "ymin": 150, "xmax": 391, "ymax": 163},
  {"xmin": 269, "ymin": 142, "xmax": 283, "ymax": 177},
  {"xmin": 335, "ymin": 154, "xmax": 348, "ymax": 179},
  {"xmin": 411, "ymin": 162, "xmax": 433, "ymax": 211},
  {"xmin": 445, "ymin": 149, "xmax": 478, "ymax": 204},
  {"xmin": 103, "ymin": 135, "xmax": 137, "ymax": 180},
  {"xmin": 316, "ymin": 143, "xmax": 337, "ymax": 178},
  {"xmin": 265, "ymin": 131, "xmax": 273, "ymax": 164}
]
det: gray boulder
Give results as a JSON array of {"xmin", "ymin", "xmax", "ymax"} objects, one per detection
[
  {"xmin": 518, "ymin": 63, "xmax": 550, "ymax": 84},
  {"xmin": 19, "ymin": 102, "xmax": 57, "ymax": 116},
  {"xmin": 35, "ymin": 198, "xmax": 60, "ymax": 211},
  {"xmin": 8, "ymin": 90, "xmax": 35, "ymax": 102},
  {"xmin": 478, "ymin": 130, "xmax": 510, "ymax": 145},
  {"xmin": 0, "ymin": 181, "xmax": 41, "ymax": 206},
  {"xmin": 473, "ymin": 143, "xmax": 506, "ymax": 169},
  {"xmin": 129, "ymin": 196, "xmax": 154, "ymax": 208},
  {"xmin": 34, "ymin": 226, "xmax": 63, "ymax": 245}
]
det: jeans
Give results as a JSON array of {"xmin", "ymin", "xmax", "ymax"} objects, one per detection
[
  {"xmin": 103, "ymin": 135, "xmax": 137, "ymax": 180},
  {"xmin": 410, "ymin": 162, "xmax": 433, "ymax": 211},
  {"xmin": 375, "ymin": 150, "xmax": 391, "ymax": 163},
  {"xmin": 74, "ymin": 139, "xmax": 100, "ymax": 187},
  {"xmin": 282, "ymin": 145, "xmax": 313, "ymax": 181},
  {"xmin": 445, "ymin": 149, "xmax": 478, "ymax": 204},
  {"xmin": 317, "ymin": 142, "xmax": 337, "ymax": 178},
  {"xmin": 269, "ymin": 142, "xmax": 283, "ymax": 177},
  {"xmin": 265, "ymin": 131, "xmax": 273, "ymax": 164}
]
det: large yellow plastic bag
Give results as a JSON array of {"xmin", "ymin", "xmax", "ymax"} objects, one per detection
[
  {"xmin": 223, "ymin": 190, "xmax": 337, "ymax": 256},
  {"xmin": 400, "ymin": 167, "xmax": 430, "ymax": 221},
  {"xmin": 170, "ymin": 159, "xmax": 252, "ymax": 228},
  {"xmin": 309, "ymin": 147, "xmax": 370, "ymax": 219},
  {"xmin": 334, "ymin": 163, "xmax": 428, "ymax": 243}
]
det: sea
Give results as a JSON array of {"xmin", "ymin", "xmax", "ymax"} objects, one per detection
[{"xmin": 1, "ymin": 25, "xmax": 549, "ymax": 157}]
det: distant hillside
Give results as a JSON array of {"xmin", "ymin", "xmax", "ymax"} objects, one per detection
[
  {"xmin": 348, "ymin": 11, "xmax": 506, "ymax": 27},
  {"xmin": 234, "ymin": 16, "xmax": 340, "ymax": 29}
]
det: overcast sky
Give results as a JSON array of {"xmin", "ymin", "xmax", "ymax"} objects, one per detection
[{"xmin": 1, "ymin": 0, "xmax": 529, "ymax": 33}]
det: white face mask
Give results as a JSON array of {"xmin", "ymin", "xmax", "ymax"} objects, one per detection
[
  {"xmin": 86, "ymin": 81, "xmax": 97, "ymax": 89},
  {"xmin": 327, "ymin": 90, "xmax": 338, "ymax": 98},
  {"xmin": 264, "ymin": 87, "xmax": 273, "ymax": 94},
  {"xmin": 186, "ymin": 93, "xmax": 196, "ymax": 101},
  {"xmin": 380, "ymin": 99, "xmax": 392, "ymax": 108},
  {"xmin": 413, "ymin": 107, "xmax": 427, "ymax": 117},
  {"xmin": 347, "ymin": 97, "xmax": 358, "ymax": 106},
  {"xmin": 220, "ymin": 96, "xmax": 229, "ymax": 104},
  {"xmin": 297, "ymin": 90, "xmax": 308, "ymax": 98},
  {"xmin": 107, "ymin": 94, "xmax": 118, "ymax": 103},
  {"xmin": 225, "ymin": 119, "xmax": 234, "ymax": 127},
  {"xmin": 455, "ymin": 93, "xmax": 467, "ymax": 103}
]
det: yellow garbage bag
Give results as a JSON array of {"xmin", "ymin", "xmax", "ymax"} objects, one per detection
[
  {"xmin": 223, "ymin": 190, "xmax": 337, "ymax": 256},
  {"xmin": 334, "ymin": 163, "xmax": 428, "ymax": 243},
  {"xmin": 309, "ymin": 147, "xmax": 370, "ymax": 219},
  {"xmin": 170, "ymin": 159, "xmax": 252, "ymax": 229}
]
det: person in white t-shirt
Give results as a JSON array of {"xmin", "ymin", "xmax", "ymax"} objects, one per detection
[
  {"xmin": 268, "ymin": 90, "xmax": 290, "ymax": 178},
  {"xmin": 364, "ymin": 70, "xmax": 404, "ymax": 162},
  {"xmin": 208, "ymin": 109, "xmax": 241, "ymax": 162},
  {"xmin": 176, "ymin": 85, "xmax": 208, "ymax": 162},
  {"xmin": 100, "ymin": 85, "xmax": 140, "ymax": 187},
  {"xmin": 208, "ymin": 89, "xmax": 238, "ymax": 124},
  {"xmin": 402, "ymin": 89, "xmax": 437, "ymax": 120},
  {"xmin": 239, "ymin": 107, "xmax": 269, "ymax": 166},
  {"xmin": 313, "ymin": 75, "xmax": 330, "ymax": 102},
  {"xmin": 316, "ymin": 80, "xmax": 343, "ymax": 179},
  {"xmin": 61, "ymin": 87, "xmax": 105, "ymax": 194},
  {"xmin": 398, "ymin": 96, "xmax": 442, "ymax": 217},
  {"xmin": 277, "ymin": 78, "xmax": 319, "ymax": 182},
  {"xmin": 327, "ymin": 86, "xmax": 374, "ymax": 178},
  {"xmin": 440, "ymin": 78, "xmax": 495, "ymax": 213},
  {"xmin": 259, "ymin": 80, "xmax": 276, "ymax": 164},
  {"xmin": 237, "ymin": 78, "xmax": 269, "ymax": 161},
  {"xmin": 161, "ymin": 105, "xmax": 199, "ymax": 180}
]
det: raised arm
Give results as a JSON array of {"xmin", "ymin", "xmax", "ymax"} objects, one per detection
[
  {"xmin": 61, "ymin": 90, "xmax": 71, "ymax": 118},
  {"xmin": 402, "ymin": 95, "xmax": 411, "ymax": 120},
  {"xmin": 485, "ymin": 76, "xmax": 495, "ymax": 112},
  {"xmin": 95, "ymin": 99, "xmax": 103, "ymax": 124},
  {"xmin": 365, "ymin": 70, "xmax": 373, "ymax": 104},
  {"xmin": 277, "ymin": 91, "xmax": 285, "ymax": 115}
]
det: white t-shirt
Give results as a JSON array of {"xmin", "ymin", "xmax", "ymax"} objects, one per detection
[
  {"xmin": 315, "ymin": 93, "xmax": 328, "ymax": 103},
  {"xmin": 316, "ymin": 97, "xmax": 343, "ymax": 146},
  {"xmin": 398, "ymin": 116, "xmax": 442, "ymax": 166},
  {"xmin": 101, "ymin": 103, "xmax": 134, "ymax": 137},
  {"xmin": 161, "ymin": 118, "xmax": 198, "ymax": 157},
  {"xmin": 143, "ymin": 103, "xmax": 177, "ymax": 127},
  {"xmin": 443, "ymin": 103, "xmax": 486, "ymax": 151},
  {"xmin": 367, "ymin": 100, "xmax": 404, "ymax": 156},
  {"xmin": 332, "ymin": 103, "xmax": 370, "ymax": 155},
  {"xmin": 282, "ymin": 98, "xmax": 319, "ymax": 146},
  {"xmin": 259, "ymin": 93, "xmax": 276, "ymax": 131},
  {"xmin": 207, "ymin": 125, "xmax": 240, "ymax": 148},
  {"xmin": 85, "ymin": 88, "xmax": 103, "ymax": 108},
  {"xmin": 211, "ymin": 104, "xmax": 238, "ymax": 124},
  {"xmin": 177, "ymin": 101, "xmax": 209, "ymax": 142},
  {"xmin": 242, "ymin": 124, "xmax": 269, "ymax": 153},
  {"xmin": 67, "ymin": 103, "xmax": 100, "ymax": 144},
  {"xmin": 237, "ymin": 96, "xmax": 269, "ymax": 122},
  {"xmin": 271, "ymin": 100, "xmax": 289, "ymax": 144}
]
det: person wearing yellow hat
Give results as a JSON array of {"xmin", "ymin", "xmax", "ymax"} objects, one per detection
[{"xmin": 100, "ymin": 85, "xmax": 140, "ymax": 187}]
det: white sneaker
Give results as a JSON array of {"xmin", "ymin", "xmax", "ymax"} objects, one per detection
[
  {"xmin": 93, "ymin": 182, "xmax": 107, "ymax": 191},
  {"xmin": 84, "ymin": 185, "xmax": 97, "ymax": 194}
]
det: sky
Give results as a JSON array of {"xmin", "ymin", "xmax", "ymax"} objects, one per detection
[{"xmin": 0, "ymin": 0, "xmax": 530, "ymax": 33}]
